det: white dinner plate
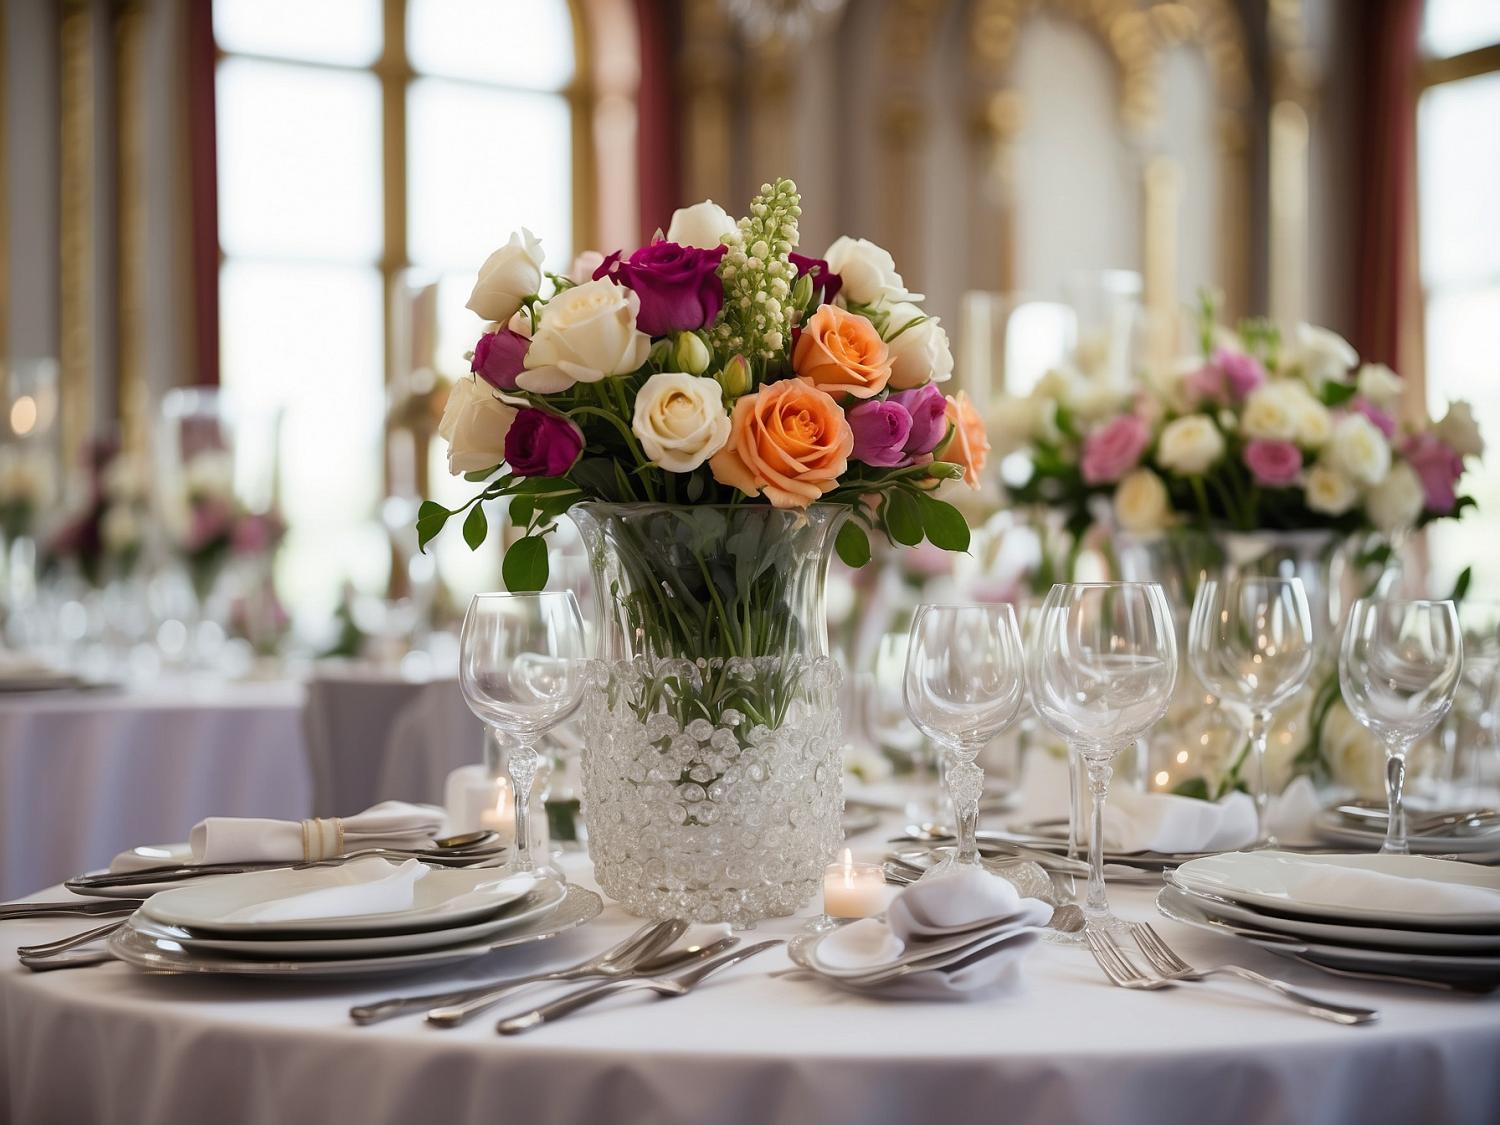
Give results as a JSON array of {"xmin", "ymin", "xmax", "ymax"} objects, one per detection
[
  {"xmin": 998, "ymin": 820, "xmax": 1215, "ymax": 869},
  {"xmin": 1313, "ymin": 811, "xmax": 1500, "ymax": 857},
  {"xmin": 109, "ymin": 885, "xmax": 603, "ymax": 979},
  {"xmin": 143, "ymin": 865, "xmax": 556, "ymax": 935}
]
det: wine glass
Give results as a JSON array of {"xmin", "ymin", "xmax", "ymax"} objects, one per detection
[
  {"xmin": 1029, "ymin": 583, "xmax": 1177, "ymax": 935},
  {"xmin": 1339, "ymin": 598, "xmax": 1463, "ymax": 854},
  {"xmin": 1453, "ymin": 601, "xmax": 1500, "ymax": 801},
  {"xmin": 902, "ymin": 604, "xmax": 1026, "ymax": 873},
  {"xmin": 1188, "ymin": 576, "xmax": 1315, "ymax": 845},
  {"xmin": 459, "ymin": 591, "xmax": 588, "ymax": 876}
]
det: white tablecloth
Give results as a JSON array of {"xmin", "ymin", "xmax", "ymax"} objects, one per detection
[
  {"xmin": 0, "ymin": 680, "xmax": 309, "ymax": 898},
  {"xmin": 3, "ymin": 851, "xmax": 1497, "ymax": 1125}
]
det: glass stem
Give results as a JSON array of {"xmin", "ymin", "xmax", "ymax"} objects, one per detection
[
  {"xmin": 509, "ymin": 740, "xmax": 541, "ymax": 870},
  {"xmin": 1383, "ymin": 739, "xmax": 1411, "ymax": 856},
  {"xmin": 1083, "ymin": 751, "xmax": 1113, "ymax": 927},
  {"xmin": 945, "ymin": 746, "xmax": 985, "ymax": 867},
  {"xmin": 1248, "ymin": 710, "xmax": 1273, "ymax": 847}
]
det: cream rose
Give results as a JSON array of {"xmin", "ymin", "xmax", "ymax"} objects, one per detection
[
  {"xmin": 1325, "ymin": 413, "xmax": 1391, "ymax": 486},
  {"xmin": 568, "ymin": 250, "xmax": 606, "ymax": 285},
  {"xmin": 823, "ymin": 236, "xmax": 923, "ymax": 306},
  {"xmin": 185, "ymin": 450, "xmax": 236, "ymax": 500},
  {"xmin": 1241, "ymin": 383, "xmax": 1300, "ymax": 442},
  {"xmin": 101, "ymin": 504, "xmax": 141, "ymax": 553},
  {"xmin": 1291, "ymin": 323, "xmax": 1358, "ymax": 385},
  {"xmin": 1365, "ymin": 462, "xmax": 1424, "ymax": 533},
  {"xmin": 884, "ymin": 302, "xmax": 954, "ymax": 390},
  {"xmin": 1355, "ymin": 362, "xmax": 1402, "ymax": 408},
  {"xmin": 1113, "ymin": 468, "xmax": 1173, "ymax": 533},
  {"xmin": 1435, "ymin": 400, "xmax": 1485, "ymax": 459},
  {"xmin": 632, "ymin": 372, "xmax": 731, "ymax": 473},
  {"xmin": 1156, "ymin": 415, "xmax": 1226, "ymax": 476},
  {"xmin": 466, "ymin": 229, "xmax": 544, "ymax": 323},
  {"xmin": 666, "ymin": 200, "xmax": 738, "ymax": 249},
  {"xmin": 439, "ymin": 375, "xmax": 517, "ymax": 474},
  {"xmin": 1287, "ymin": 384, "xmax": 1332, "ymax": 448},
  {"xmin": 518, "ymin": 278, "xmax": 652, "ymax": 394},
  {"xmin": 1304, "ymin": 462, "xmax": 1359, "ymax": 515}
]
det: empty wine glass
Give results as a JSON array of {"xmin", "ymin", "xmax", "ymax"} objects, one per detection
[
  {"xmin": 1188, "ymin": 576, "xmax": 1315, "ymax": 845},
  {"xmin": 903, "ymin": 604, "xmax": 1026, "ymax": 874},
  {"xmin": 1339, "ymin": 598, "xmax": 1463, "ymax": 854},
  {"xmin": 1016, "ymin": 597, "xmax": 1083, "ymax": 866},
  {"xmin": 459, "ymin": 591, "xmax": 589, "ymax": 876},
  {"xmin": 1029, "ymin": 582, "xmax": 1177, "ymax": 935}
]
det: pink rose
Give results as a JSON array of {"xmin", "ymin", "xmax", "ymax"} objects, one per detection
[
  {"xmin": 594, "ymin": 241, "xmax": 727, "ymax": 337},
  {"xmin": 1185, "ymin": 348, "xmax": 1266, "ymax": 406},
  {"xmin": 472, "ymin": 328, "xmax": 529, "ymax": 392},
  {"xmin": 1243, "ymin": 438, "xmax": 1303, "ymax": 487},
  {"xmin": 504, "ymin": 409, "xmax": 585, "ymax": 478},
  {"xmin": 1403, "ymin": 433, "xmax": 1464, "ymax": 513},
  {"xmin": 1350, "ymin": 397, "xmax": 1397, "ymax": 439},
  {"xmin": 1081, "ymin": 414, "xmax": 1151, "ymax": 485}
]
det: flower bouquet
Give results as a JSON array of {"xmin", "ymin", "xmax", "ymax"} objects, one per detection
[
  {"xmin": 174, "ymin": 450, "xmax": 285, "ymax": 603},
  {"xmin": 420, "ymin": 178, "xmax": 985, "ymax": 923},
  {"xmin": 46, "ymin": 444, "xmax": 149, "ymax": 587}
]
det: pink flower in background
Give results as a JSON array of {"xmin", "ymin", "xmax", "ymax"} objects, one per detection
[
  {"xmin": 1243, "ymin": 438, "xmax": 1303, "ymax": 486},
  {"xmin": 505, "ymin": 409, "xmax": 584, "ymax": 478},
  {"xmin": 1349, "ymin": 397, "xmax": 1397, "ymax": 439},
  {"xmin": 1081, "ymin": 414, "xmax": 1151, "ymax": 485},
  {"xmin": 231, "ymin": 513, "xmax": 283, "ymax": 556},
  {"xmin": 471, "ymin": 328, "xmax": 529, "ymax": 392},
  {"xmin": 789, "ymin": 252, "xmax": 842, "ymax": 306},
  {"xmin": 1185, "ymin": 348, "xmax": 1266, "ymax": 406},
  {"xmin": 1403, "ymin": 433, "xmax": 1464, "ymax": 513},
  {"xmin": 184, "ymin": 498, "xmax": 233, "ymax": 552},
  {"xmin": 890, "ymin": 383, "xmax": 947, "ymax": 458},
  {"xmin": 847, "ymin": 398, "xmax": 913, "ymax": 468},
  {"xmin": 594, "ymin": 241, "xmax": 727, "ymax": 336}
]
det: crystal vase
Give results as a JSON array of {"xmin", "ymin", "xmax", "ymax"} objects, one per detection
[{"xmin": 571, "ymin": 502, "xmax": 846, "ymax": 926}]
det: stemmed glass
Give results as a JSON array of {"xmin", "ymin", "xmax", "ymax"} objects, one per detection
[
  {"xmin": 459, "ymin": 591, "xmax": 589, "ymax": 876},
  {"xmin": 1188, "ymin": 576, "xmax": 1315, "ymax": 845},
  {"xmin": 903, "ymin": 604, "xmax": 1027, "ymax": 873},
  {"xmin": 1029, "ymin": 583, "xmax": 1177, "ymax": 935},
  {"xmin": 1339, "ymin": 598, "xmax": 1463, "ymax": 855}
]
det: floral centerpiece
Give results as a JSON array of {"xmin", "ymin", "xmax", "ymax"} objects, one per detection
[
  {"xmin": 173, "ymin": 450, "xmax": 285, "ymax": 602},
  {"xmin": 47, "ymin": 443, "xmax": 149, "ymax": 587},
  {"xmin": 420, "ymin": 178, "xmax": 985, "ymax": 923},
  {"xmin": 0, "ymin": 445, "xmax": 52, "ymax": 544}
]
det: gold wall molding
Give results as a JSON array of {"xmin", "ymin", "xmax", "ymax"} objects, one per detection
[
  {"xmin": 681, "ymin": 0, "xmax": 734, "ymax": 205},
  {"xmin": 59, "ymin": 0, "xmax": 96, "ymax": 485},
  {"xmin": 113, "ymin": 0, "xmax": 148, "ymax": 457},
  {"xmin": 1265, "ymin": 0, "xmax": 1310, "ymax": 322},
  {"xmin": 0, "ymin": 0, "xmax": 9, "ymax": 397}
]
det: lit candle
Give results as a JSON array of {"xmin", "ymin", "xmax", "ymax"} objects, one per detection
[
  {"xmin": 822, "ymin": 848, "xmax": 887, "ymax": 920},
  {"xmin": 479, "ymin": 778, "xmax": 517, "ymax": 845}
]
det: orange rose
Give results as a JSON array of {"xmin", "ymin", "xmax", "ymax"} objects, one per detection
[
  {"xmin": 792, "ymin": 304, "xmax": 892, "ymax": 400},
  {"xmin": 938, "ymin": 391, "xmax": 990, "ymax": 487},
  {"xmin": 710, "ymin": 380, "xmax": 854, "ymax": 508}
]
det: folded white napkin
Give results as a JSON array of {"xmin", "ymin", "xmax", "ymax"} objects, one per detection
[
  {"xmin": 188, "ymin": 800, "xmax": 446, "ymax": 865},
  {"xmin": 814, "ymin": 918, "xmax": 905, "ymax": 971},
  {"xmin": 887, "ymin": 866, "xmax": 1053, "ymax": 940},
  {"xmin": 220, "ymin": 857, "xmax": 426, "ymax": 924}
]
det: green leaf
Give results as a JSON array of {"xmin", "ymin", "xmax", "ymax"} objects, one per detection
[
  {"xmin": 415, "ymin": 501, "xmax": 450, "ymax": 553},
  {"xmin": 1320, "ymin": 382, "xmax": 1358, "ymax": 407},
  {"xmin": 926, "ymin": 461, "xmax": 964, "ymax": 480},
  {"xmin": 919, "ymin": 497, "xmax": 971, "ymax": 552},
  {"xmin": 883, "ymin": 489, "xmax": 923, "ymax": 547},
  {"xmin": 835, "ymin": 519, "xmax": 872, "ymax": 568},
  {"xmin": 502, "ymin": 535, "xmax": 550, "ymax": 592},
  {"xmin": 1171, "ymin": 777, "xmax": 1211, "ymax": 801},
  {"xmin": 1448, "ymin": 565, "xmax": 1473, "ymax": 604},
  {"xmin": 463, "ymin": 466, "xmax": 499, "ymax": 482},
  {"xmin": 510, "ymin": 495, "xmax": 535, "ymax": 528},
  {"xmin": 462, "ymin": 503, "xmax": 489, "ymax": 551}
]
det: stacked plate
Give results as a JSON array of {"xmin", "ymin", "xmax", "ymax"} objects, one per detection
[
  {"xmin": 1313, "ymin": 802, "xmax": 1500, "ymax": 860},
  {"xmin": 1159, "ymin": 851, "xmax": 1500, "ymax": 990},
  {"xmin": 107, "ymin": 863, "xmax": 602, "ymax": 979}
]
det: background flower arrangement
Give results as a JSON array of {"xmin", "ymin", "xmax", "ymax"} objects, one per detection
[{"xmin": 46, "ymin": 443, "xmax": 150, "ymax": 587}]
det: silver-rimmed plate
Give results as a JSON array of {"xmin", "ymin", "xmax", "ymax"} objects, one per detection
[
  {"xmin": 998, "ymin": 820, "xmax": 1215, "ymax": 869},
  {"xmin": 1314, "ymin": 811, "xmax": 1500, "ymax": 857}
]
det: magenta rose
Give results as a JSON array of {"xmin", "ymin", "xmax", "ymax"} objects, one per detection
[
  {"xmin": 594, "ymin": 241, "xmax": 727, "ymax": 336},
  {"xmin": 890, "ymin": 383, "xmax": 947, "ymax": 458},
  {"xmin": 1243, "ymin": 438, "xmax": 1303, "ymax": 486},
  {"xmin": 848, "ymin": 398, "xmax": 914, "ymax": 468},
  {"xmin": 504, "ymin": 409, "xmax": 584, "ymax": 478},
  {"xmin": 1350, "ymin": 397, "xmax": 1397, "ymax": 439},
  {"xmin": 1185, "ymin": 348, "xmax": 1266, "ymax": 406},
  {"xmin": 790, "ymin": 252, "xmax": 843, "ymax": 306},
  {"xmin": 1403, "ymin": 433, "xmax": 1464, "ymax": 513},
  {"xmin": 472, "ymin": 328, "xmax": 529, "ymax": 392},
  {"xmin": 1081, "ymin": 414, "xmax": 1151, "ymax": 485}
]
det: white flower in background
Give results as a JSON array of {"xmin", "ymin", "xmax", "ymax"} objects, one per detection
[
  {"xmin": 518, "ymin": 278, "xmax": 652, "ymax": 394},
  {"xmin": 567, "ymin": 250, "xmax": 606, "ymax": 286},
  {"xmin": 438, "ymin": 375, "xmax": 517, "ymax": 475},
  {"xmin": 843, "ymin": 744, "xmax": 894, "ymax": 784},
  {"xmin": 1241, "ymin": 382, "xmax": 1301, "ymax": 442},
  {"xmin": 0, "ymin": 447, "xmax": 50, "ymax": 504},
  {"xmin": 1287, "ymin": 383, "xmax": 1333, "ymax": 449},
  {"xmin": 1435, "ymin": 400, "xmax": 1485, "ymax": 459},
  {"xmin": 1113, "ymin": 468, "xmax": 1173, "ymax": 533},
  {"xmin": 1325, "ymin": 413, "xmax": 1391, "ymax": 485},
  {"xmin": 466, "ymin": 229, "xmax": 544, "ymax": 323},
  {"xmin": 1323, "ymin": 700, "xmax": 1387, "ymax": 798},
  {"xmin": 823, "ymin": 236, "xmax": 924, "ymax": 306},
  {"xmin": 100, "ymin": 504, "xmax": 142, "ymax": 553},
  {"xmin": 884, "ymin": 302, "xmax": 954, "ymax": 390},
  {"xmin": 1355, "ymin": 362, "xmax": 1403, "ymax": 408},
  {"xmin": 1304, "ymin": 462, "xmax": 1359, "ymax": 515},
  {"xmin": 631, "ymin": 372, "xmax": 731, "ymax": 473},
  {"xmin": 1289, "ymin": 322, "xmax": 1358, "ymax": 385},
  {"xmin": 666, "ymin": 200, "xmax": 737, "ymax": 249},
  {"xmin": 1365, "ymin": 462, "xmax": 1425, "ymax": 533},
  {"xmin": 184, "ymin": 450, "xmax": 236, "ymax": 500},
  {"xmin": 102, "ymin": 454, "xmax": 149, "ymax": 502},
  {"xmin": 1156, "ymin": 415, "xmax": 1225, "ymax": 476}
]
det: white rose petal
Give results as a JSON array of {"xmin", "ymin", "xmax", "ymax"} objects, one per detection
[
  {"xmin": 1434, "ymin": 400, "xmax": 1485, "ymax": 459},
  {"xmin": 631, "ymin": 372, "xmax": 731, "ymax": 473},
  {"xmin": 438, "ymin": 375, "xmax": 517, "ymax": 475},
  {"xmin": 1365, "ymin": 462, "xmax": 1425, "ymax": 533},
  {"xmin": 666, "ymin": 200, "xmax": 738, "ymax": 249},
  {"xmin": 466, "ymin": 229, "xmax": 545, "ymax": 323},
  {"xmin": 518, "ymin": 278, "xmax": 652, "ymax": 394},
  {"xmin": 1156, "ymin": 415, "xmax": 1226, "ymax": 476},
  {"xmin": 101, "ymin": 504, "xmax": 141, "ymax": 553},
  {"xmin": 823, "ymin": 236, "xmax": 924, "ymax": 307},
  {"xmin": 184, "ymin": 450, "xmax": 236, "ymax": 500},
  {"xmin": 568, "ymin": 250, "xmax": 606, "ymax": 286},
  {"xmin": 1114, "ymin": 468, "xmax": 1173, "ymax": 533},
  {"xmin": 1355, "ymin": 362, "xmax": 1402, "ymax": 408},
  {"xmin": 1291, "ymin": 323, "xmax": 1358, "ymax": 385},
  {"xmin": 1325, "ymin": 413, "xmax": 1391, "ymax": 486},
  {"xmin": 1241, "ymin": 383, "xmax": 1300, "ymax": 442},
  {"xmin": 884, "ymin": 302, "xmax": 953, "ymax": 390},
  {"xmin": 1304, "ymin": 462, "xmax": 1359, "ymax": 516}
]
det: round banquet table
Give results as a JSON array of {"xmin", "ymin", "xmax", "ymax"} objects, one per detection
[
  {"xmin": 2, "ymin": 849, "xmax": 1498, "ymax": 1125},
  {"xmin": 0, "ymin": 679, "xmax": 310, "ymax": 900}
]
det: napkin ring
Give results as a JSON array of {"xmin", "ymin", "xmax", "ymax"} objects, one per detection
[{"xmin": 300, "ymin": 817, "xmax": 347, "ymax": 861}]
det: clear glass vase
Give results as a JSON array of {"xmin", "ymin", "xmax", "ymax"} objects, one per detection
[{"xmin": 571, "ymin": 502, "xmax": 846, "ymax": 926}]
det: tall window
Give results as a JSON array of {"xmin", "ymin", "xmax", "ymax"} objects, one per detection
[
  {"xmin": 213, "ymin": 0, "xmax": 576, "ymax": 629},
  {"xmin": 1417, "ymin": 2, "xmax": 1500, "ymax": 596}
]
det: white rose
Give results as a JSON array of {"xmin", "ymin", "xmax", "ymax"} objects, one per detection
[
  {"xmin": 1355, "ymin": 362, "xmax": 1403, "ymax": 408},
  {"xmin": 1434, "ymin": 400, "xmax": 1485, "ymax": 459},
  {"xmin": 1155, "ymin": 415, "xmax": 1226, "ymax": 476},
  {"xmin": 438, "ymin": 375, "xmax": 517, "ymax": 475},
  {"xmin": 884, "ymin": 302, "xmax": 953, "ymax": 390},
  {"xmin": 1304, "ymin": 462, "xmax": 1359, "ymax": 515},
  {"xmin": 1324, "ymin": 701, "xmax": 1386, "ymax": 798},
  {"xmin": 666, "ymin": 200, "xmax": 738, "ymax": 249},
  {"xmin": 185, "ymin": 450, "xmax": 236, "ymax": 500},
  {"xmin": 568, "ymin": 250, "xmax": 606, "ymax": 285},
  {"xmin": 823, "ymin": 236, "xmax": 924, "ymax": 306},
  {"xmin": 101, "ymin": 504, "xmax": 141, "ymax": 553},
  {"xmin": 1241, "ymin": 383, "xmax": 1300, "ymax": 441},
  {"xmin": 631, "ymin": 372, "xmax": 731, "ymax": 473},
  {"xmin": 102, "ymin": 455, "xmax": 148, "ymax": 502},
  {"xmin": 1365, "ymin": 462, "xmax": 1425, "ymax": 533},
  {"xmin": 1325, "ymin": 413, "xmax": 1391, "ymax": 486},
  {"xmin": 1285, "ymin": 382, "xmax": 1332, "ymax": 448},
  {"xmin": 518, "ymin": 279, "xmax": 652, "ymax": 394},
  {"xmin": 1113, "ymin": 468, "xmax": 1173, "ymax": 533},
  {"xmin": 1290, "ymin": 322, "xmax": 1358, "ymax": 384},
  {"xmin": 466, "ymin": 229, "xmax": 544, "ymax": 323}
]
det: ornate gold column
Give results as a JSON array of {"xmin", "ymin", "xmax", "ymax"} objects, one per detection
[
  {"xmin": 59, "ymin": 0, "xmax": 97, "ymax": 483},
  {"xmin": 0, "ymin": 0, "xmax": 9, "ymax": 399},
  {"xmin": 681, "ymin": 0, "xmax": 734, "ymax": 205},
  {"xmin": 565, "ymin": 0, "xmax": 599, "ymax": 253},
  {"xmin": 1267, "ymin": 0, "xmax": 1314, "ymax": 323},
  {"xmin": 376, "ymin": 0, "xmax": 409, "ymax": 395},
  {"xmin": 747, "ymin": 39, "xmax": 793, "ymax": 188},
  {"xmin": 113, "ymin": 0, "xmax": 148, "ymax": 457},
  {"xmin": 1143, "ymin": 154, "xmax": 1181, "ymax": 372}
]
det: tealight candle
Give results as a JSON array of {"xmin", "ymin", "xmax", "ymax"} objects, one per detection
[
  {"xmin": 479, "ymin": 778, "xmax": 517, "ymax": 844},
  {"xmin": 822, "ymin": 848, "xmax": 887, "ymax": 920}
]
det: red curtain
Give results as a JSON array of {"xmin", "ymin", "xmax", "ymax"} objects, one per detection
[
  {"xmin": 1351, "ymin": 0, "xmax": 1423, "ymax": 370},
  {"xmin": 633, "ymin": 0, "xmax": 681, "ymax": 241},
  {"xmin": 184, "ymin": 0, "xmax": 220, "ymax": 385}
]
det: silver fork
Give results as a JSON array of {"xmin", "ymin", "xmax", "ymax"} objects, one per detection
[
  {"xmin": 1128, "ymin": 923, "xmax": 1379, "ymax": 1025},
  {"xmin": 17, "ymin": 918, "xmax": 129, "ymax": 961}
]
